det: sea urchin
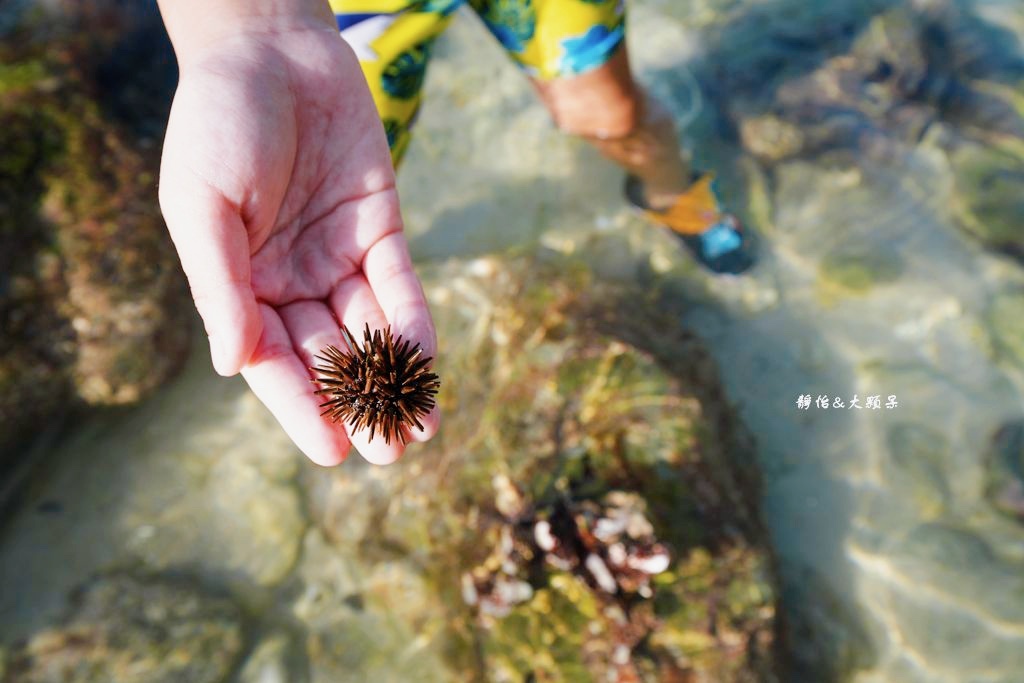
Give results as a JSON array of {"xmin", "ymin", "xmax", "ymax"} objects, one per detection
[{"xmin": 311, "ymin": 324, "xmax": 440, "ymax": 445}]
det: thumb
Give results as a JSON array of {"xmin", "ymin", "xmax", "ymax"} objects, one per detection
[{"xmin": 159, "ymin": 180, "xmax": 262, "ymax": 376}]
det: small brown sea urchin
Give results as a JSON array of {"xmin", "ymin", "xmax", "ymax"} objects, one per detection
[{"xmin": 311, "ymin": 324, "xmax": 440, "ymax": 445}]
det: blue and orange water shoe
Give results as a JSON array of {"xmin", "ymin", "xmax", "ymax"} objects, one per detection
[{"xmin": 625, "ymin": 173, "xmax": 755, "ymax": 275}]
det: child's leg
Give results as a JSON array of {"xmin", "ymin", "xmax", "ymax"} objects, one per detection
[
  {"xmin": 530, "ymin": 46, "xmax": 691, "ymax": 212},
  {"xmin": 470, "ymin": 0, "xmax": 753, "ymax": 273},
  {"xmin": 467, "ymin": 0, "xmax": 687, "ymax": 208}
]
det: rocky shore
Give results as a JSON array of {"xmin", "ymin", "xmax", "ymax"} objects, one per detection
[{"xmin": 2, "ymin": 1, "xmax": 1024, "ymax": 681}]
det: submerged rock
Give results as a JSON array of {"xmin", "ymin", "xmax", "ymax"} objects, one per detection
[
  {"xmin": 950, "ymin": 143, "xmax": 1024, "ymax": 261},
  {"xmin": 779, "ymin": 565, "xmax": 876, "ymax": 683},
  {"xmin": 899, "ymin": 522, "xmax": 996, "ymax": 567},
  {"xmin": 727, "ymin": 5, "xmax": 946, "ymax": 163},
  {"xmin": 0, "ymin": 2, "xmax": 188, "ymax": 462},
  {"xmin": 236, "ymin": 631, "xmax": 300, "ymax": 683},
  {"xmin": 984, "ymin": 419, "xmax": 1024, "ymax": 523},
  {"xmin": 462, "ymin": 480, "xmax": 675, "ymax": 678},
  {"xmin": 727, "ymin": 1, "xmax": 1024, "ymax": 272},
  {"xmin": 987, "ymin": 290, "xmax": 1024, "ymax": 366},
  {"xmin": 0, "ymin": 573, "xmax": 244, "ymax": 683},
  {"xmin": 885, "ymin": 423, "xmax": 952, "ymax": 518},
  {"xmin": 0, "ymin": 341, "xmax": 307, "ymax": 641},
  {"xmin": 818, "ymin": 240, "xmax": 904, "ymax": 295},
  {"xmin": 304, "ymin": 254, "xmax": 778, "ymax": 682}
]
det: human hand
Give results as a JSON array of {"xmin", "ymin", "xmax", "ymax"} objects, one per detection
[{"xmin": 157, "ymin": 8, "xmax": 438, "ymax": 465}]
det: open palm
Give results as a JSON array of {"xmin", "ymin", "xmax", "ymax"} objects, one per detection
[{"xmin": 159, "ymin": 21, "xmax": 437, "ymax": 465}]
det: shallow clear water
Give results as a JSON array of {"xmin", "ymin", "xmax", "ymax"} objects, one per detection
[
  {"xmin": 399, "ymin": 2, "xmax": 1024, "ymax": 680},
  {"xmin": 3, "ymin": 1, "xmax": 1024, "ymax": 681}
]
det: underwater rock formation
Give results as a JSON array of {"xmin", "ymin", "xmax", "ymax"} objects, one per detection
[
  {"xmin": 303, "ymin": 254, "xmax": 779, "ymax": 682},
  {"xmin": 950, "ymin": 142, "xmax": 1024, "ymax": 261},
  {"xmin": 0, "ymin": 3, "xmax": 188, "ymax": 461},
  {"xmin": 718, "ymin": 3, "xmax": 1024, "ymax": 261},
  {"xmin": 984, "ymin": 420, "xmax": 1024, "ymax": 523},
  {"xmin": 0, "ymin": 573, "xmax": 244, "ymax": 683},
  {"xmin": 0, "ymin": 250, "xmax": 778, "ymax": 682},
  {"xmin": 728, "ymin": 4, "xmax": 1024, "ymax": 159}
]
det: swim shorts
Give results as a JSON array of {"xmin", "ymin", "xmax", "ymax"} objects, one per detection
[{"xmin": 329, "ymin": 0, "xmax": 628, "ymax": 164}]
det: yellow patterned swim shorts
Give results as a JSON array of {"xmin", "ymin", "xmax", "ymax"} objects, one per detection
[{"xmin": 329, "ymin": 0, "xmax": 627, "ymax": 164}]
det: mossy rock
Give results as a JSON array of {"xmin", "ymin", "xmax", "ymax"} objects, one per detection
[
  {"xmin": 899, "ymin": 522, "xmax": 995, "ymax": 569},
  {"xmin": 885, "ymin": 423, "xmax": 952, "ymax": 518},
  {"xmin": 326, "ymin": 255, "xmax": 779, "ymax": 681},
  {"xmin": 482, "ymin": 574, "xmax": 600, "ymax": 681},
  {"xmin": 1, "ymin": 573, "xmax": 244, "ymax": 683},
  {"xmin": 983, "ymin": 420, "xmax": 1024, "ymax": 524},
  {"xmin": 818, "ymin": 241, "xmax": 903, "ymax": 294},
  {"xmin": 652, "ymin": 546, "xmax": 775, "ymax": 679},
  {"xmin": 950, "ymin": 143, "xmax": 1024, "ymax": 259},
  {"xmin": 988, "ymin": 290, "xmax": 1024, "ymax": 365},
  {"xmin": 0, "ymin": 7, "xmax": 189, "ymax": 462},
  {"xmin": 740, "ymin": 115, "xmax": 807, "ymax": 162}
]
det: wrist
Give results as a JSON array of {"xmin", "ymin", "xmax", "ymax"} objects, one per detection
[{"xmin": 158, "ymin": 0, "xmax": 335, "ymax": 67}]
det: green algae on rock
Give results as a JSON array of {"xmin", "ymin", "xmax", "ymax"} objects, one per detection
[
  {"xmin": 885, "ymin": 423, "xmax": 953, "ymax": 518},
  {"xmin": 0, "ymin": 4, "xmax": 189, "ymax": 462},
  {"xmin": 951, "ymin": 143, "xmax": 1024, "ymax": 261},
  {"xmin": 983, "ymin": 420, "xmax": 1024, "ymax": 524},
  {"xmin": 0, "ymin": 573, "xmax": 244, "ymax": 683},
  {"xmin": 818, "ymin": 241, "xmax": 904, "ymax": 296},
  {"xmin": 987, "ymin": 290, "xmax": 1024, "ymax": 366},
  {"xmin": 237, "ymin": 632, "xmax": 299, "ymax": 683},
  {"xmin": 303, "ymin": 254, "xmax": 779, "ymax": 682}
]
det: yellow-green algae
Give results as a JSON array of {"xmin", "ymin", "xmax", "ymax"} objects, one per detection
[
  {"xmin": 329, "ymin": 256, "xmax": 778, "ymax": 682},
  {"xmin": 951, "ymin": 143, "xmax": 1024, "ymax": 255},
  {"xmin": 0, "ymin": 12, "xmax": 189, "ymax": 455}
]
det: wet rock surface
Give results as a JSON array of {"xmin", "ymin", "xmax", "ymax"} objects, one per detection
[
  {"xmin": 0, "ymin": 573, "xmax": 244, "ymax": 683},
  {"xmin": 615, "ymin": 1, "xmax": 1024, "ymax": 681},
  {"xmin": 2, "ymin": 1, "xmax": 1024, "ymax": 682},
  {"xmin": 984, "ymin": 420, "xmax": 1024, "ymax": 523},
  {"xmin": 0, "ymin": 2, "xmax": 187, "ymax": 462},
  {"xmin": 0, "ymin": 251, "xmax": 779, "ymax": 682},
  {"xmin": 399, "ymin": 1, "xmax": 1024, "ymax": 680},
  {"xmin": 297, "ymin": 255, "xmax": 778, "ymax": 681},
  {"xmin": 718, "ymin": 1, "xmax": 1024, "ymax": 262},
  {"xmin": 0, "ymin": 340, "xmax": 306, "ymax": 640},
  {"xmin": 950, "ymin": 143, "xmax": 1024, "ymax": 260}
]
